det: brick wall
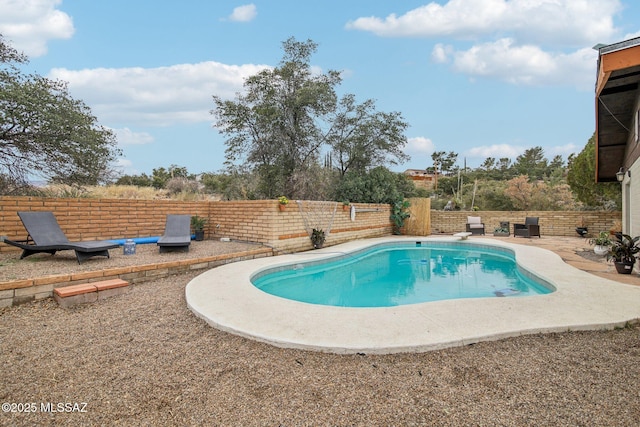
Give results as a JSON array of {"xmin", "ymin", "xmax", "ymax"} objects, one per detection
[
  {"xmin": 0, "ymin": 197, "xmax": 392, "ymax": 254},
  {"xmin": 430, "ymin": 210, "xmax": 622, "ymax": 237},
  {"xmin": 0, "ymin": 197, "xmax": 208, "ymax": 245},
  {"xmin": 0, "ymin": 197, "xmax": 623, "ymax": 256},
  {"xmin": 184, "ymin": 200, "xmax": 392, "ymax": 253}
]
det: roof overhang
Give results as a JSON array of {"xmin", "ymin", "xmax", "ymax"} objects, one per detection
[{"xmin": 595, "ymin": 37, "xmax": 640, "ymax": 182}]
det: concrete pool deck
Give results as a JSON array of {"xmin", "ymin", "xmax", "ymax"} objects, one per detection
[{"xmin": 185, "ymin": 236, "xmax": 640, "ymax": 354}]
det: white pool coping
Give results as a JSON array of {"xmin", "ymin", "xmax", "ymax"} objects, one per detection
[{"xmin": 185, "ymin": 236, "xmax": 640, "ymax": 354}]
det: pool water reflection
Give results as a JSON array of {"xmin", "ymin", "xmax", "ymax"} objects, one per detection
[{"xmin": 252, "ymin": 244, "xmax": 553, "ymax": 307}]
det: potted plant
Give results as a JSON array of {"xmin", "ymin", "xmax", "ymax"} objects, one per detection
[
  {"xmin": 606, "ymin": 233, "xmax": 640, "ymax": 274},
  {"xmin": 493, "ymin": 226, "xmax": 510, "ymax": 237},
  {"xmin": 342, "ymin": 200, "xmax": 350, "ymax": 211},
  {"xmin": 310, "ymin": 228, "xmax": 325, "ymax": 249},
  {"xmin": 575, "ymin": 216, "xmax": 588, "ymax": 238},
  {"xmin": 588, "ymin": 231, "xmax": 612, "ymax": 256},
  {"xmin": 278, "ymin": 196, "xmax": 289, "ymax": 211},
  {"xmin": 390, "ymin": 199, "xmax": 410, "ymax": 235},
  {"xmin": 191, "ymin": 215, "xmax": 207, "ymax": 241}
]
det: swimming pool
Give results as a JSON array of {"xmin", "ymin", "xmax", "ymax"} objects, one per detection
[
  {"xmin": 185, "ymin": 236, "xmax": 640, "ymax": 354},
  {"xmin": 252, "ymin": 243, "xmax": 552, "ymax": 307}
]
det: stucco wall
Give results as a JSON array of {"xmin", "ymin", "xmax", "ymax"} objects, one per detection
[{"xmin": 628, "ymin": 160, "xmax": 639, "ymax": 237}]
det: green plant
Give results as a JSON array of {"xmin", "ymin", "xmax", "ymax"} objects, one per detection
[
  {"xmin": 278, "ymin": 196, "xmax": 289, "ymax": 205},
  {"xmin": 607, "ymin": 233, "xmax": 640, "ymax": 264},
  {"xmin": 310, "ymin": 228, "xmax": 325, "ymax": 248},
  {"xmin": 190, "ymin": 215, "xmax": 207, "ymax": 231},
  {"xmin": 390, "ymin": 199, "xmax": 410, "ymax": 235},
  {"xmin": 588, "ymin": 231, "xmax": 612, "ymax": 247}
]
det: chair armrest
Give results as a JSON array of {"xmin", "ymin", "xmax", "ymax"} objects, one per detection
[{"xmin": 466, "ymin": 223, "xmax": 485, "ymax": 230}]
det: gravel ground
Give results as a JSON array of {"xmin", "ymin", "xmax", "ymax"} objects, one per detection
[
  {"xmin": 0, "ymin": 240, "xmax": 265, "ymax": 282},
  {"xmin": 1, "ymin": 241, "xmax": 640, "ymax": 426}
]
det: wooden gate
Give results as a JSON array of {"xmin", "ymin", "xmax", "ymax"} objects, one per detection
[{"xmin": 404, "ymin": 198, "xmax": 431, "ymax": 236}]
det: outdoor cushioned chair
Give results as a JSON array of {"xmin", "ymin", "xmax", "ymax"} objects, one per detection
[
  {"xmin": 157, "ymin": 214, "xmax": 191, "ymax": 253},
  {"xmin": 465, "ymin": 216, "xmax": 485, "ymax": 235},
  {"xmin": 1, "ymin": 211, "xmax": 119, "ymax": 263},
  {"xmin": 513, "ymin": 217, "xmax": 541, "ymax": 238}
]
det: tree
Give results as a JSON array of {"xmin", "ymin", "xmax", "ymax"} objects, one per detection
[
  {"xmin": 472, "ymin": 180, "xmax": 516, "ymax": 211},
  {"xmin": 476, "ymin": 156, "xmax": 514, "ymax": 180},
  {"xmin": 512, "ymin": 147, "xmax": 548, "ymax": 180},
  {"xmin": 333, "ymin": 166, "xmax": 414, "ymax": 204},
  {"xmin": 503, "ymin": 174, "xmax": 579, "ymax": 211},
  {"xmin": 431, "ymin": 151, "xmax": 458, "ymax": 176},
  {"xmin": 0, "ymin": 35, "xmax": 120, "ymax": 194},
  {"xmin": 567, "ymin": 133, "xmax": 620, "ymax": 209},
  {"xmin": 504, "ymin": 175, "xmax": 533, "ymax": 210},
  {"xmin": 212, "ymin": 37, "xmax": 341, "ymax": 199},
  {"xmin": 115, "ymin": 173, "xmax": 153, "ymax": 187},
  {"xmin": 150, "ymin": 165, "xmax": 191, "ymax": 189},
  {"xmin": 327, "ymin": 94, "xmax": 409, "ymax": 177},
  {"xmin": 212, "ymin": 37, "xmax": 410, "ymax": 200}
]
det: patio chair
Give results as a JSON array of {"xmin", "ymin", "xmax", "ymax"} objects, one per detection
[
  {"xmin": 465, "ymin": 216, "xmax": 485, "ymax": 235},
  {"xmin": 513, "ymin": 217, "xmax": 541, "ymax": 238},
  {"xmin": 157, "ymin": 214, "xmax": 191, "ymax": 253},
  {"xmin": 1, "ymin": 211, "xmax": 119, "ymax": 263}
]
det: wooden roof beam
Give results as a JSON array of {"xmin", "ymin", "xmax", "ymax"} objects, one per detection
[{"xmin": 596, "ymin": 44, "xmax": 640, "ymax": 96}]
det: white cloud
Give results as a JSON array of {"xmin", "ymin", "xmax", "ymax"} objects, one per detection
[
  {"xmin": 431, "ymin": 44, "xmax": 452, "ymax": 63},
  {"xmin": 346, "ymin": 0, "xmax": 621, "ymax": 46},
  {"xmin": 436, "ymin": 38, "xmax": 596, "ymax": 88},
  {"xmin": 228, "ymin": 4, "xmax": 257, "ymax": 22},
  {"xmin": 348, "ymin": 0, "xmax": 624, "ymax": 89},
  {"xmin": 406, "ymin": 136, "xmax": 435, "ymax": 156},
  {"xmin": 49, "ymin": 61, "xmax": 270, "ymax": 126},
  {"xmin": 112, "ymin": 128, "xmax": 154, "ymax": 146},
  {"xmin": 0, "ymin": 0, "xmax": 74, "ymax": 57},
  {"xmin": 114, "ymin": 158, "xmax": 135, "ymax": 175},
  {"xmin": 466, "ymin": 144, "xmax": 525, "ymax": 160}
]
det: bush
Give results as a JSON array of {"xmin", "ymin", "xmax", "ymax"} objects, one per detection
[
  {"xmin": 165, "ymin": 177, "xmax": 201, "ymax": 195},
  {"xmin": 334, "ymin": 166, "xmax": 414, "ymax": 204}
]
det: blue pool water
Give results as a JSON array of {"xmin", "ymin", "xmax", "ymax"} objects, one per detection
[{"xmin": 251, "ymin": 242, "xmax": 553, "ymax": 307}]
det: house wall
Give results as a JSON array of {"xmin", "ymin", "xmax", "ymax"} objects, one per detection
[
  {"xmin": 629, "ymin": 159, "xmax": 640, "ymax": 237},
  {"xmin": 622, "ymin": 96, "xmax": 640, "ymax": 236}
]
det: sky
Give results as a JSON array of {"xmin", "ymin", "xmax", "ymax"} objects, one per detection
[{"xmin": 2, "ymin": 0, "xmax": 640, "ymax": 177}]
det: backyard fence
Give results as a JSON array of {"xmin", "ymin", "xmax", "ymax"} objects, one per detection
[
  {"xmin": 0, "ymin": 197, "xmax": 392, "ymax": 254},
  {"xmin": 0, "ymin": 196, "xmax": 622, "ymax": 255}
]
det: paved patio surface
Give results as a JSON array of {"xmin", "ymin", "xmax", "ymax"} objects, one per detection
[{"xmin": 486, "ymin": 234, "xmax": 639, "ymax": 286}]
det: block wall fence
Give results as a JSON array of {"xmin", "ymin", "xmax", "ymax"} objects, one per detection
[
  {"xmin": 0, "ymin": 197, "xmax": 392, "ymax": 254},
  {"xmin": 0, "ymin": 197, "xmax": 621, "ymax": 255},
  {"xmin": 430, "ymin": 210, "xmax": 622, "ymax": 237}
]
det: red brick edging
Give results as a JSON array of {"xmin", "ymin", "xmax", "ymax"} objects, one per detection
[{"xmin": 0, "ymin": 247, "xmax": 273, "ymax": 307}]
